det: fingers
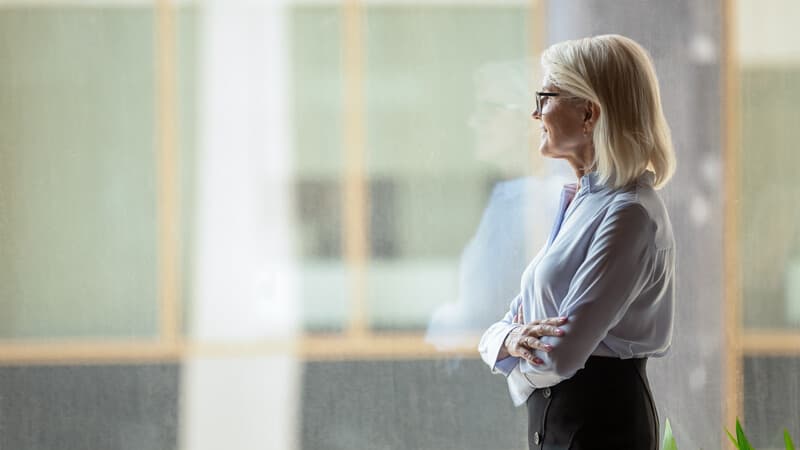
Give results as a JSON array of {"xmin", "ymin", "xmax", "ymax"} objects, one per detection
[
  {"xmin": 540, "ymin": 324, "xmax": 566, "ymax": 337},
  {"xmin": 540, "ymin": 316, "xmax": 568, "ymax": 326},
  {"xmin": 509, "ymin": 316, "xmax": 566, "ymax": 366},
  {"xmin": 512, "ymin": 342, "xmax": 544, "ymax": 365},
  {"xmin": 507, "ymin": 332, "xmax": 544, "ymax": 365},
  {"xmin": 518, "ymin": 349, "xmax": 544, "ymax": 366},
  {"xmin": 520, "ymin": 336, "xmax": 553, "ymax": 353},
  {"xmin": 519, "ymin": 323, "xmax": 565, "ymax": 338},
  {"xmin": 531, "ymin": 316, "xmax": 568, "ymax": 326}
]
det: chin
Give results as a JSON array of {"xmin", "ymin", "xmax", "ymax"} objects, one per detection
[{"xmin": 539, "ymin": 145, "xmax": 556, "ymax": 159}]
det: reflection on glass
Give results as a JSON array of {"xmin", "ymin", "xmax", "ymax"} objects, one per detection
[
  {"xmin": 425, "ymin": 58, "xmax": 572, "ymax": 343},
  {"xmin": 360, "ymin": 6, "xmax": 544, "ymax": 332}
]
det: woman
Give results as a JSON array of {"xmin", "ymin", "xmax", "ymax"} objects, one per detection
[{"xmin": 478, "ymin": 35, "xmax": 676, "ymax": 450}]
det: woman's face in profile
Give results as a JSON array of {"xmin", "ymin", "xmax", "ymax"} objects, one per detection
[{"xmin": 532, "ymin": 82, "xmax": 588, "ymax": 162}]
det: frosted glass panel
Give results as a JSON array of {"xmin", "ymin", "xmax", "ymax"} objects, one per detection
[
  {"xmin": 0, "ymin": 8, "xmax": 158, "ymax": 338},
  {"xmin": 300, "ymin": 359, "xmax": 526, "ymax": 449},
  {"xmin": 740, "ymin": 68, "xmax": 800, "ymax": 330},
  {"xmin": 290, "ymin": 6, "xmax": 349, "ymax": 332},
  {"xmin": 0, "ymin": 364, "xmax": 179, "ymax": 449},
  {"xmin": 744, "ymin": 357, "xmax": 800, "ymax": 449}
]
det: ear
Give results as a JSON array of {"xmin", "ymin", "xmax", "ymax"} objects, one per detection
[{"xmin": 583, "ymin": 101, "xmax": 601, "ymax": 129}]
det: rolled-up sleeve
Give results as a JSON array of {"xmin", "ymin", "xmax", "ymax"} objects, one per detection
[{"xmin": 521, "ymin": 203, "xmax": 656, "ymax": 384}]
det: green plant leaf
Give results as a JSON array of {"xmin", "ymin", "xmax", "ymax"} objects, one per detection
[
  {"xmin": 785, "ymin": 429, "xmax": 796, "ymax": 450},
  {"xmin": 662, "ymin": 418, "xmax": 678, "ymax": 450},
  {"xmin": 736, "ymin": 418, "xmax": 755, "ymax": 450},
  {"xmin": 726, "ymin": 429, "xmax": 740, "ymax": 449}
]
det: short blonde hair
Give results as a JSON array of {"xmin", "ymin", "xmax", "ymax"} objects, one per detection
[{"xmin": 541, "ymin": 35, "xmax": 676, "ymax": 189}]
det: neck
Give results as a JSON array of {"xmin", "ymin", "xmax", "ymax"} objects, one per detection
[
  {"xmin": 567, "ymin": 144, "xmax": 595, "ymax": 186},
  {"xmin": 567, "ymin": 161, "xmax": 594, "ymax": 185}
]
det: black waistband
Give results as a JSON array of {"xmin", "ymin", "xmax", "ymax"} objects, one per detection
[
  {"xmin": 540, "ymin": 355, "xmax": 653, "ymax": 400},
  {"xmin": 583, "ymin": 355, "xmax": 648, "ymax": 371}
]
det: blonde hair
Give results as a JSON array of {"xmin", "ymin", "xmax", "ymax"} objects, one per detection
[{"xmin": 541, "ymin": 34, "xmax": 676, "ymax": 189}]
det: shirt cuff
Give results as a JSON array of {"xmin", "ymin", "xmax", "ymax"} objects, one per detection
[
  {"xmin": 486, "ymin": 324, "xmax": 520, "ymax": 375},
  {"xmin": 494, "ymin": 355, "xmax": 520, "ymax": 376}
]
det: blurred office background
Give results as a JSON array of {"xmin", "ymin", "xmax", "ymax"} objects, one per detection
[{"xmin": 0, "ymin": 0, "xmax": 798, "ymax": 449}]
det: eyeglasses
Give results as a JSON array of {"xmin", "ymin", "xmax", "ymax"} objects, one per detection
[{"xmin": 534, "ymin": 91, "xmax": 560, "ymax": 114}]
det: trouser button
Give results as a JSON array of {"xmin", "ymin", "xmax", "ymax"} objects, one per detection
[{"xmin": 533, "ymin": 431, "xmax": 541, "ymax": 445}]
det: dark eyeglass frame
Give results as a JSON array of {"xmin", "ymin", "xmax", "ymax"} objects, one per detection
[{"xmin": 534, "ymin": 91, "xmax": 560, "ymax": 114}]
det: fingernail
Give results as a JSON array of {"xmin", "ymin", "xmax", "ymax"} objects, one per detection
[
  {"xmin": 534, "ymin": 358, "xmax": 544, "ymax": 365},
  {"xmin": 544, "ymin": 344, "xmax": 553, "ymax": 351},
  {"xmin": 556, "ymin": 329, "xmax": 565, "ymax": 336},
  {"xmin": 560, "ymin": 317, "xmax": 568, "ymax": 321}
]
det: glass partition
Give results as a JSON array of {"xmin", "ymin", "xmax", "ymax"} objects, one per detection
[
  {"xmin": 1, "ymin": 1, "xmax": 798, "ymax": 449},
  {"xmin": 737, "ymin": 0, "xmax": 800, "ymax": 447},
  {"xmin": 0, "ymin": 7, "xmax": 159, "ymax": 339}
]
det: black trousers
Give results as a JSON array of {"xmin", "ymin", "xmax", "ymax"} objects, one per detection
[{"xmin": 526, "ymin": 356, "xmax": 659, "ymax": 450}]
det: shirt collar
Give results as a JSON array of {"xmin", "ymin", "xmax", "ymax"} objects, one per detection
[
  {"xmin": 579, "ymin": 171, "xmax": 601, "ymax": 193},
  {"xmin": 574, "ymin": 171, "xmax": 655, "ymax": 194}
]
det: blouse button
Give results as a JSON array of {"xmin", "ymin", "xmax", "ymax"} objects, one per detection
[
  {"xmin": 533, "ymin": 431, "xmax": 541, "ymax": 445},
  {"xmin": 543, "ymin": 388, "xmax": 551, "ymax": 398}
]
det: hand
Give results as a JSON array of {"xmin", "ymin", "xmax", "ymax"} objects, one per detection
[{"xmin": 504, "ymin": 303, "xmax": 568, "ymax": 365}]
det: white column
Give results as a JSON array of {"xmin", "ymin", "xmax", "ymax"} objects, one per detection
[{"xmin": 181, "ymin": 1, "xmax": 299, "ymax": 449}]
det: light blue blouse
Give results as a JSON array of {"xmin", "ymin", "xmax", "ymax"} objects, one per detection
[{"xmin": 478, "ymin": 171, "xmax": 676, "ymax": 406}]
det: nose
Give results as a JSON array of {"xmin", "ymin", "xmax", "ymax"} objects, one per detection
[{"xmin": 531, "ymin": 108, "xmax": 541, "ymax": 120}]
